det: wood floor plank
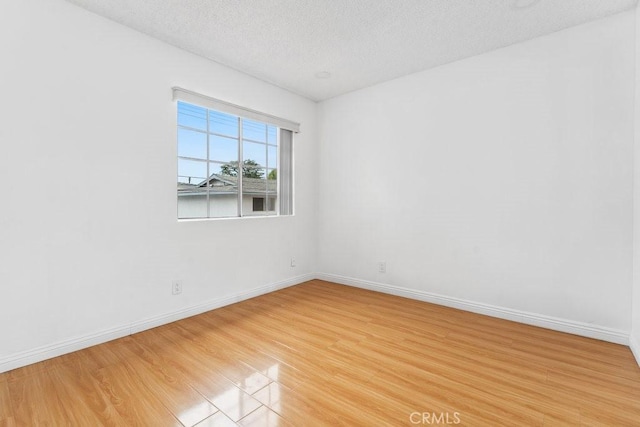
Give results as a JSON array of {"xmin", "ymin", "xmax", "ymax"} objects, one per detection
[
  {"xmin": 1, "ymin": 280, "xmax": 639, "ymax": 426},
  {"xmin": 0, "ymin": 381, "xmax": 14, "ymax": 426},
  {"xmin": 251, "ymin": 381, "xmax": 346, "ymax": 426},
  {"xmin": 92, "ymin": 361, "xmax": 182, "ymax": 426},
  {"xmin": 367, "ymin": 369, "xmax": 506, "ymax": 426},
  {"xmin": 237, "ymin": 405, "xmax": 291, "ymax": 427},
  {"xmin": 355, "ymin": 340, "xmax": 546, "ymax": 425},
  {"xmin": 4, "ymin": 357, "xmax": 60, "ymax": 384},
  {"xmin": 48, "ymin": 356, "xmax": 128, "ymax": 426},
  {"xmin": 579, "ymin": 406, "xmax": 640, "ymax": 427},
  {"xmin": 137, "ymin": 326, "xmax": 264, "ymax": 423},
  {"xmin": 194, "ymin": 411, "xmax": 237, "ymax": 427},
  {"xmin": 110, "ymin": 338, "xmax": 219, "ymax": 426},
  {"xmin": 8, "ymin": 370, "xmax": 76, "ymax": 426}
]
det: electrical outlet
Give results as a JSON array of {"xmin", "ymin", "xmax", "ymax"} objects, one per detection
[
  {"xmin": 172, "ymin": 281, "xmax": 182, "ymax": 295},
  {"xmin": 378, "ymin": 262, "xmax": 386, "ymax": 273},
  {"xmin": 290, "ymin": 257, "xmax": 296, "ymax": 267}
]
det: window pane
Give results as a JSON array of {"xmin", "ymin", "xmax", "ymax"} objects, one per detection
[
  {"xmin": 243, "ymin": 119, "xmax": 267, "ymax": 142},
  {"xmin": 214, "ymin": 162, "xmax": 232, "ymax": 177},
  {"xmin": 210, "ymin": 135, "xmax": 238, "ymax": 164},
  {"xmin": 178, "ymin": 102, "xmax": 207, "ymax": 130},
  {"xmin": 267, "ymin": 126, "xmax": 277, "ymax": 144},
  {"xmin": 267, "ymin": 146, "xmax": 277, "ymax": 169},
  {"xmin": 209, "ymin": 110, "xmax": 238, "ymax": 137},
  {"xmin": 208, "ymin": 166, "xmax": 239, "ymax": 217},
  {"xmin": 243, "ymin": 141, "xmax": 267, "ymax": 167},
  {"xmin": 178, "ymin": 158, "xmax": 207, "ymax": 185},
  {"xmin": 178, "ymin": 185, "xmax": 208, "ymax": 219},
  {"xmin": 241, "ymin": 170, "xmax": 273, "ymax": 194},
  {"xmin": 253, "ymin": 197, "xmax": 265, "ymax": 212},
  {"xmin": 243, "ymin": 165, "xmax": 266, "ymax": 180},
  {"xmin": 266, "ymin": 176, "xmax": 277, "ymax": 198},
  {"xmin": 178, "ymin": 128, "xmax": 207, "ymax": 160},
  {"xmin": 208, "ymin": 162, "xmax": 234, "ymax": 181},
  {"xmin": 267, "ymin": 196, "xmax": 277, "ymax": 212}
]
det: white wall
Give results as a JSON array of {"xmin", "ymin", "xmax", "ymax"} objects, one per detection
[
  {"xmin": 318, "ymin": 12, "xmax": 635, "ymax": 337},
  {"xmin": 0, "ymin": 0, "xmax": 317, "ymax": 371},
  {"xmin": 632, "ymin": 4, "xmax": 640, "ymax": 364},
  {"xmin": 1, "ymin": 0, "xmax": 637, "ymax": 373}
]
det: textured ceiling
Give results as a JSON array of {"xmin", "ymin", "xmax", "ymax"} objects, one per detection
[{"xmin": 66, "ymin": 0, "xmax": 638, "ymax": 101}]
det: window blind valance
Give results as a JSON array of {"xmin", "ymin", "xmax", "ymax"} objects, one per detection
[{"xmin": 172, "ymin": 87, "xmax": 300, "ymax": 133}]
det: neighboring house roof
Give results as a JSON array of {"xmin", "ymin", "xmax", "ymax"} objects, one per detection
[{"xmin": 178, "ymin": 174, "xmax": 276, "ymax": 196}]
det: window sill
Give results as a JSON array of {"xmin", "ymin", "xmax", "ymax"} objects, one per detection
[{"xmin": 177, "ymin": 214, "xmax": 293, "ymax": 223}]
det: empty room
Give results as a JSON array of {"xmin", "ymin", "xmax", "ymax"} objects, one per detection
[{"xmin": 2, "ymin": 0, "xmax": 640, "ymax": 425}]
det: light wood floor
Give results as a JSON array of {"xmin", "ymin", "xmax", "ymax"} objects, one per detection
[{"xmin": 1, "ymin": 280, "xmax": 639, "ymax": 426}]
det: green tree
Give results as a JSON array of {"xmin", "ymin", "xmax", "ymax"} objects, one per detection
[
  {"xmin": 220, "ymin": 160, "xmax": 264, "ymax": 179},
  {"xmin": 268, "ymin": 169, "xmax": 277, "ymax": 180}
]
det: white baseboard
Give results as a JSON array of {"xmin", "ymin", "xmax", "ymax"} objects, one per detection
[
  {"xmin": 130, "ymin": 273, "xmax": 314, "ymax": 334},
  {"xmin": 316, "ymin": 273, "xmax": 630, "ymax": 346},
  {"xmin": 2, "ymin": 272, "xmax": 632, "ymax": 374},
  {"xmin": 0, "ymin": 273, "xmax": 314, "ymax": 374},
  {"xmin": 630, "ymin": 333, "xmax": 640, "ymax": 367},
  {"xmin": 0, "ymin": 324, "xmax": 132, "ymax": 375}
]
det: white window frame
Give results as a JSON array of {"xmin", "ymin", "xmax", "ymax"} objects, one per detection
[{"xmin": 173, "ymin": 88, "xmax": 297, "ymax": 220}]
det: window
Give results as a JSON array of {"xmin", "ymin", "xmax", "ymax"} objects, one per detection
[
  {"xmin": 253, "ymin": 197, "xmax": 265, "ymax": 212},
  {"xmin": 252, "ymin": 197, "xmax": 276, "ymax": 212},
  {"xmin": 173, "ymin": 88, "xmax": 297, "ymax": 219}
]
